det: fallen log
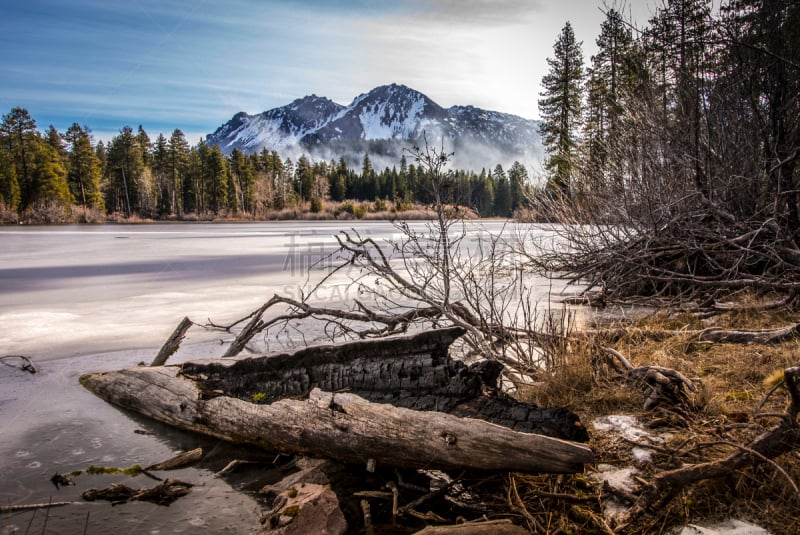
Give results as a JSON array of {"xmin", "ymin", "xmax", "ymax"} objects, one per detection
[
  {"xmin": 81, "ymin": 373, "xmax": 592, "ymax": 473},
  {"xmin": 699, "ymin": 323, "xmax": 800, "ymax": 344},
  {"xmin": 81, "ymin": 329, "xmax": 593, "ymax": 474},
  {"xmin": 179, "ymin": 327, "xmax": 589, "ymax": 442}
]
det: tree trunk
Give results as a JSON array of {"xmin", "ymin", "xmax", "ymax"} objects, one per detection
[{"xmin": 80, "ymin": 367, "xmax": 593, "ymax": 474}]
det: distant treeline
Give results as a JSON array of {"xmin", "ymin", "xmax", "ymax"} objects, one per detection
[{"xmin": 0, "ymin": 110, "xmax": 531, "ymax": 223}]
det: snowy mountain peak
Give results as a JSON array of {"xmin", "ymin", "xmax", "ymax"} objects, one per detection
[{"xmin": 207, "ymin": 84, "xmax": 541, "ymax": 170}]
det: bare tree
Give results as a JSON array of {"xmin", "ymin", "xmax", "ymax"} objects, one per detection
[{"xmin": 203, "ymin": 140, "xmax": 574, "ymax": 385}]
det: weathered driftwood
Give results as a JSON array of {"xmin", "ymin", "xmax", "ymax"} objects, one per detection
[
  {"xmin": 1, "ymin": 354, "xmax": 38, "ymax": 373},
  {"xmin": 699, "ymin": 322, "xmax": 800, "ymax": 344},
  {"xmin": 81, "ymin": 371, "xmax": 592, "ymax": 473},
  {"xmin": 0, "ymin": 501, "xmax": 79, "ymax": 513},
  {"xmin": 150, "ymin": 316, "xmax": 193, "ymax": 366},
  {"xmin": 145, "ymin": 447, "xmax": 202, "ymax": 471},
  {"xmin": 600, "ymin": 347, "xmax": 697, "ymax": 410},
  {"xmin": 81, "ymin": 478, "xmax": 193, "ymax": 506},
  {"xmin": 81, "ymin": 329, "xmax": 593, "ymax": 474}
]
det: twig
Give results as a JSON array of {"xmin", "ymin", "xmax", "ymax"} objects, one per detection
[
  {"xmin": 601, "ymin": 346, "xmax": 634, "ymax": 371},
  {"xmin": 0, "ymin": 501, "xmax": 80, "ymax": 513},
  {"xmin": 506, "ymin": 475, "xmax": 544, "ymax": 532},
  {"xmin": 695, "ymin": 440, "xmax": 800, "ymax": 494},
  {"xmin": 0, "ymin": 355, "xmax": 38, "ymax": 374},
  {"xmin": 145, "ymin": 448, "xmax": 202, "ymax": 471},
  {"xmin": 397, "ymin": 471, "xmax": 465, "ymax": 516},
  {"xmin": 215, "ymin": 459, "xmax": 264, "ymax": 476}
]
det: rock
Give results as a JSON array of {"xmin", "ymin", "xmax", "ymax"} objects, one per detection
[
  {"xmin": 260, "ymin": 483, "xmax": 346, "ymax": 535},
  {"xmin": 258, "ymin": 459, "xmax": 347, "ymax": 535}
]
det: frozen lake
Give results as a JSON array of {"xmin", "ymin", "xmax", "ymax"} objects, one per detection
[
  {"xmin": 0, "ymin": 220, "xmax": 574, "ymax": 533},
  {"xmin": 0, "ymin": 221, "xmax": 412, "ymax": 360}
]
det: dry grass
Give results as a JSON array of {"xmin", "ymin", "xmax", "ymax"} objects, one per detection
[{"xmin": 510, "ymin": 295, "xmax": 800, "ymax": 534}]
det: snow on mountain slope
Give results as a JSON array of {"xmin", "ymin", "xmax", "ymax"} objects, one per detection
[
  {"xmin": 207, "ymin": 84, "xmax": 541, "ymax": 170},
  {"xmin": 210, "ymin": 95, "xmax": 344, "ymax": 152}
]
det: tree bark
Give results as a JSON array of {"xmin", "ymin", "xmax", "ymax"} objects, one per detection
[{"xmin": 80, "ymin": 367, "xmax": 593, "ymax": 474}]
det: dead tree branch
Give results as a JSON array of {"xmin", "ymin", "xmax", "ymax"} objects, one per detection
[
  {"xmin": 1, "ymin": 354, "xmax": 38, "ymax": 373},
  {"xmin": 150, "ymin": 316, "xmax": 194, "ymax": 366},
  {"xmin": 600, "ymin": 347, "xmax": 696, "ymax": 410}
]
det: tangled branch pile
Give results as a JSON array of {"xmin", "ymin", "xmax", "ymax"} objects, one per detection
[
  {"xmin": 527, "ymin": 195, "xmax": 800, "ymax": 303},
  {"xmin": 525, "ymin": 1, "xmax": 800, "ymax": 306}
]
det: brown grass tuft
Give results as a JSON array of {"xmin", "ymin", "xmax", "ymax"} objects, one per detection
[{"xmin": 511, "ymin": 295, "xmax": 800, "ymax": 534}]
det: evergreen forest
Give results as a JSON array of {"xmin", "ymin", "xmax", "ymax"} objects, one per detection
[{"xmin": 0, "ymin": 110, "xmax": 530, "ymax": 223}]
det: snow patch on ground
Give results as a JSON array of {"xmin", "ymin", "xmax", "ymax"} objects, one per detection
[
  {"xmin": 590, "ymin": 415, "xmax": 677, "ymax": 523},
  {"xmin": 593, "ymin": 414, "xmax": 672, "ymax": 462},
  {"xmin": 590, "ymin": 464, "xmax": 639, "ymax": 521},
  {"xmin": 679, "ymin": 519, "xmax": 771, "ymax": 535},
  {"xmin": 594, "ymin": 463, "xmax": 638, "ymax": 493}
]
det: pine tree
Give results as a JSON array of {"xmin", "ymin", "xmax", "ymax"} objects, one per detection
[
  {"xmin": 105, "ymin": 126, "xmax": 144, "ymax": 215},
  {"xmin": 229, "ymin": 148, "xmax": 255, "ymax": 214},
  {"xmin": 329, "ymin": 156, "xmax": 348, "ymax": 201},
  {"xmin": 1, "ymin": 107, "xmax": 37, "ymax": 210},
  {"xmin": 720, "ymin": 0, "xmax": 800, "ymax": 236},
  {"xmin": 583, "ymin": 9, "xmax": 633, "ymax": 191},
  {"xmin": 152, "ymin": 133, "xmax": 171, "ymax": 216},
  {"xmin": 29, "ymin": 137, "xmax": 72, "ymax": 210},
  {"xmin": 194, "ymin": 141, "xmax": 229, "ymax": 214},
  {"xmin": 167, "ymin": 129, "xmax": 190, "ymax": 215},
  {"xmin": 1, "ymin": 109, "xmax": 71, "ymax": 214},
  {"xmin": 64, "ymin": 123, "xmax": 104, "ymax": 210},
  {"xmin": 295, "ymin": 155, "xmax": 314, "ymax": 201},
  {"xmin": 647, "ymin": 0, "xmax": 714, "ymax": 195},
  {"xmin": 507, "ymin": 161, "xmax": 528, "ymax": 212},
  {"xmin": 361, "ymin": 153, "xmax": 376, "ymax": 200},
  {"xmin": 45, "ymin": 125, "xmax": 67, "ymax": 163},
  {"xmin": 136, "ymin": 125, "xmax": 152, "ymax": 168},
  {"xmin": 538, "ymin": 22, "xmax": 585, "ymax": 198},
  {"xmin": 492, "ymin": 164, "xmax": 512, "ymax": 217},
  {"xmin": 0, "ymin": 143, "xmax": 20, "ymax": 212}
]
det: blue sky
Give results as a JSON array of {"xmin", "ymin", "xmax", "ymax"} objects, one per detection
[{"xmin": 1, "ymin": 0, "xmax": 655, "ymax": 144}]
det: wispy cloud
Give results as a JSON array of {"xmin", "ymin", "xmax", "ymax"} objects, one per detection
[
  {"xmin": 1, "ymin": 0, "xmax": 657, "ymax": 142},
  {"xmin": 408, "ymin": 0, "xmax": 545, "ymax": 25}
]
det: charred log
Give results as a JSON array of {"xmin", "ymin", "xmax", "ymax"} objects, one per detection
[{"xmin": 179, "ymin": 327, "xmax": 588, "ymax": 442}]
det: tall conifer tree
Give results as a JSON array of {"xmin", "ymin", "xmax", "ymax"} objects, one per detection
[
  {"xmin": 538, "ymin": 22, "xmax": 585, "ymax": 198},
  {"xmin": 65, "ymin": 123, "xmax": 104, "ymax": 210}
]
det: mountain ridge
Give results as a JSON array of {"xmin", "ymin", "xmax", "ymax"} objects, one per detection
[{"xmin": 207, "ymin": 84, "xmax": 542, "ymax": 170}]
